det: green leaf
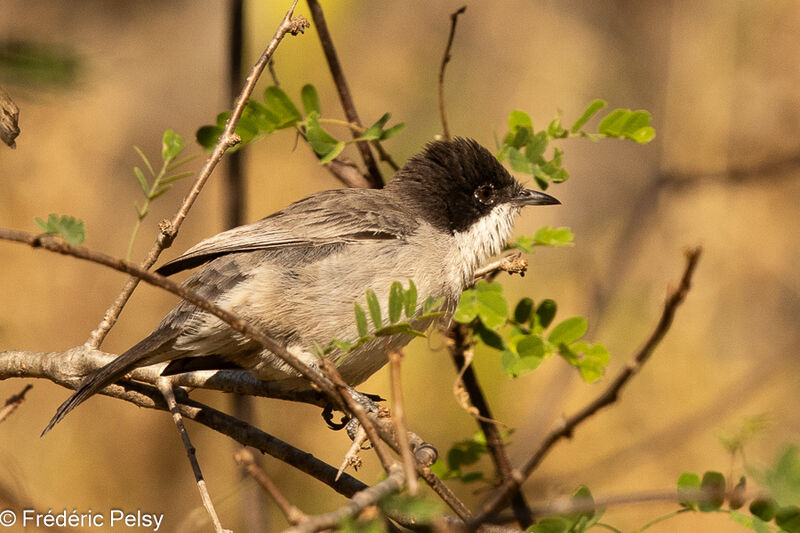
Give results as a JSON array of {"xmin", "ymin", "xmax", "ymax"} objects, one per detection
[
  {"xmin": 454, "ymin": 288, "xmax": 479, "ymax": 323},
  {"xmin": 34, "ymin": 214, "xmax": 86, "ymax": 245},
  {"xmin": 300, "ymin": 84, "xmax": 321, "ymax": 114},
  {"xmin": 508, "ymin": 235, "xmax": 535, "ymax": 253},
  {"xmin": 514, "ymin": 297, "xmax": 534, "ymax": 324},
  {"xmin": 475, "ymin": 323, "xmax": 505, "ymax": 350},
  {"xmin": 507, "ymin": 146, "xmax": 534, "ymax": 174},
  {"xmin": 525, "ymin": 131, "xmax": 549, "ymax": 163},
  {"xmin": 508, "ymin": 109, "xmax": 533, "ymax": 134},
  {"xmin": 196, "ymin": 125, "xmax": 223, "ymax": 150},
  {"xmin": 365, "ymin": 289, "xmax": 382, "ymax": 328},
  {"xmin": 629, "ymin": 125, "xmax": 656, "ymax": 143},
  {"xmin": 677, "ymin": 472, "xmax": 701, "ymax": 509},
  {"xmin": 159, "ymin": 171, "xmax": 194, "ymax": 185},
  {"xmin": 729, "ymin": 476, "xmax": 747, "ymax": 510},
  {"xmin": 388, "ymin": 281, "xmax": 404, "ymax": 324},
  {"xmin": 243, "ymin": 100, "xmax": 278, "ymax": 132},
  {"xmin": 332, "ymin": 339, "xmax": 354, "ymax": 352},
  {"xmin": 404, "ymin": 279, "xmax": 417, "ymax": 318},
  {"xmin": 699, "ymin": 471, "xmax": 726, "ymax": 512},
  {"xmin": 762, "ymin": 444, "xmax": 800, "ymax": 507},
  {"xmin": 149, "ymin": 184, "xmax": 171, "ymax": 201},
  {"xmin": 570, "ymin": 99, "xmax": 608, "ymax": 133},
  {"xmin": 533, "ymin": 226, "xmax": 574, "ymax": 247},
  {"xmin": 134, "ymin": 166, "xmax": 149, "ymax": 195},
  {"xmin": 460, "ymin": 471, "xmax": 484, "ymax": 483},
  {"xmin": 356, "ymin": 113, "xmax": 391, "ymax": 141},
  {"xmin": 264, "ymin": 86, "xmax": 301, "ymax": 128},
  {"xmin": 535, "ymin": 299, "xmax": 557, "ymax": 330},
  {"xmin": 354, "ymin": 303, "xmax": 368, "ymax": 339},
  {"xmin": 749, "ymin": 498, "xmax": 777, "ymax": 522},
  {"xmin": 776, "ymin": 506, "xmax": 800, "ymax": 533},
  {"xmin": 475, "ymin": 281, "xmax": 508, "ymax": 329},
  {"xmin": 375, "ymin": 323, "xmax": 425, "ymax": 337},
  {"xmin": 548, "ymin": 317, "xmax": 587, "ymax": 345},
  {"xmin": 305, "ymin": 112, "xmax": 344, "ymax": 163},
  {"xmin": 570, "ymin": 342, "xmax": 610, "ymax": 383},
  {"xmin": 381, "ymin": 122, "xmax": 405, "ymax": 139},
  {"xmin": 161, "ymin": 129, "xmax": 185, "ymax": 162},
  {"xmin": 598, "ymin": 109, "xmax": 630, "ymax": 136},
  {"xmin": 133, "ymin": 145, "xmax": 155, "ymax": 177},
  {"xmin": 547, "ymin": 114, "xmax": 566, "ymax": 139},
  {"xmin": 421, "ymin": 296, "xmax": 444, "ymax": 316}
]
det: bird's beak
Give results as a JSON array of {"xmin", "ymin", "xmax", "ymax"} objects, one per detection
[{"xmin": 512, "ymin": 188, "xmax": 560, "ymax": 206}]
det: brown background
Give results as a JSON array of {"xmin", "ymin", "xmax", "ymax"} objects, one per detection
[{"xmin": 1, "ymin": 1, "xmax": 798, "ymax": 531}]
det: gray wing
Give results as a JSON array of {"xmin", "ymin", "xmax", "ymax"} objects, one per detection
[{"xmin": 157, "ymin": 188, "xmax": 415, "ymax": 276}]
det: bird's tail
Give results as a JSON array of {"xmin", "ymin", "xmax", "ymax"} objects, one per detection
[{"xmin": 41, "ymin": 345, "xmax": 156, "ymax": 436}]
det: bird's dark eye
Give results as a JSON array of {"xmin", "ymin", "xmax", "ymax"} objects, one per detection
[{"xmin": 473, "ymin": 184, "xmax": 496, "ymax": 205}]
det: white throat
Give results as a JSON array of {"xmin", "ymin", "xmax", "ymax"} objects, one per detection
[{"xmin": 452, "ymin": 203, "xmax": 519, "ymax": 287}]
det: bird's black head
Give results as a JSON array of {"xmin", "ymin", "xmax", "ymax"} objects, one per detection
[{"xmin": 387, "ymin": 138, "xmax": 558, "ymax": 234}]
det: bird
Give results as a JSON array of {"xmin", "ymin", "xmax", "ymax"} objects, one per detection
[{"xmin": 43, "ymin": 137, "xmax": 559, "ymax": 434}]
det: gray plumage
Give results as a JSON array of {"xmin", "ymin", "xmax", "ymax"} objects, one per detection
[{"xmin": 43, "ymin": 138, "xmax": 559, "ymax": 434}]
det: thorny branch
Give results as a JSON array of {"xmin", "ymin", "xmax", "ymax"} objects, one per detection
[
  {"xmin": 470, "ymin": 246, "xmax": 703, "ymax": 527},
  {"xmin": 84, "ymin": 0, "xmax": 309, "ymax": 349}
]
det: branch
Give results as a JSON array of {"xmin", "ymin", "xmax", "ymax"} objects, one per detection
[
  {"xmin": 283, "ymin": 468, "xmax": 405, "ymax": 533},
  {"xmin": 470, "ymin": 246, "xmax": 703, "ymax": 527},
  {"xmin": 306, "ymin": 0, "xmax": 383, "ymax": 188},
  {"xmin": 0, "ymin": 229, "xmax": 343, "ymax": 409},
  {"xmin": 437, "ymin": 6, "xmax": 467, "ymax": 141},
  {"xmin": 389, "ymin": 350, "xmax": 419, "ymax": 495},
  {"xmin": 85, "ymin": 0, "xmax": 309, "ymax": 349},
  {"xmin": 472, "ymin": 252, "xmax": 527, "ymax": 283},
  {"xmin": 158, "ymin": 378, "xmax": 229, "ymax": 533},
  {"xmin": 0, "ymin": 384, "xmax": 33, "ymax": 424}
]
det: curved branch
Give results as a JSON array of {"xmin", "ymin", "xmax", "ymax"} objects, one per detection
[{"xmin": 438, "ymin": 6, "xmax": 467, "ymax": 141}]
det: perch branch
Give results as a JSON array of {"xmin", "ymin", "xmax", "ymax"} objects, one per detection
[{"xmin": 389, "ymin": 350, "xmax": 418, "ymax": 495}]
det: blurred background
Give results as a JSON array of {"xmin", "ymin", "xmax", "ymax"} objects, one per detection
[{"xmin": 1, "ymin": 1, "xmax": 798, "ymax": 531}]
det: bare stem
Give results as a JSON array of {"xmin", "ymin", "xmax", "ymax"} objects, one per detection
[
  {"xmin": 438, "ymin": 6, "xmax": 467, "ymax": 141},
  {"xmin": 158, "ymin": 378, "xmax": 229, "ymax": 533},
  {"xmin": 389, "ymin": 350, "xmax": 418, "ymax": 495}
]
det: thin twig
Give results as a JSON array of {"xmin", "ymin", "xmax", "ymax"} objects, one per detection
[
  {"xmin": 0, "ymin": 384, "xmax": 33, "ymax": 424},
  {"xmin": 158, "ymin": 378, "xmax": 229, "ymax": 533},
  {"xmin": 388, "ymin": 350, "xmax": 418, "ymax": 495},
  {"xmin": 472, "ymin": 252, "xmax": 527, "ymax": 283},
  {"xmin": 470, "ymin": 246, "xmax": 703, "ymax": 527},
  {"xmin": 236, "ymin": 447, "xmax": 307, "ymax": 525},
  {"xmin": 437, "ymin": 6, "xmax": 467, "ymax": 141},
  {"xmin": 84, "ymin": 0, "xmax": 309, "ymax": 349},
  {"xmin": 306, "ymin": 0, "xmax": 383, "ymax": 188}
]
